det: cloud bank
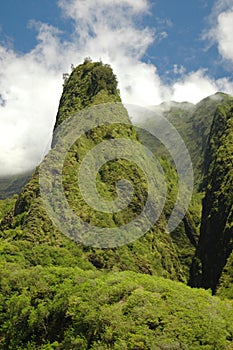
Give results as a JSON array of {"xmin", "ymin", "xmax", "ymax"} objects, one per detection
[{"xmin": 0, "ymin": 0, "xmax": 233, "ymax": 176}]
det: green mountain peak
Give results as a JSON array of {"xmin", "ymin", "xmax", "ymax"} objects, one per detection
[{"xmin": 54, "ymin": 59, "xmax": 121, "ymax": 129}]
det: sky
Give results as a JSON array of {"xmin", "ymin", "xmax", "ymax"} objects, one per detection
[{"xmin": 0, "ymin": 0, "xmax": 233, "ymax": 176}]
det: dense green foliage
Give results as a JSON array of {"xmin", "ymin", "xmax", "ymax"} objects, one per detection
[
  {"xmin": 217, "ymin": 253, "xmax": 233, "ymax": 299},
  {"xmin": 0, "ymin": 196, "xmax": 17, "ymax": 221},
  {"xmin": 1, "ymin": 268, "xmax": 233, "ymax": 349},
  {"xmin": 1, "ymin": 60, "xmax": 233, "ymax": 348}
]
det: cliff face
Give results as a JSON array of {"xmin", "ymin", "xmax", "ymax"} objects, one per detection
[{"xmin": 190, "ymin": 96, "xmax": 233, "ymax": 292}]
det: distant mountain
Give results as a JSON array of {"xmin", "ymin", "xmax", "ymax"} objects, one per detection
[
  {"xmin": 0, "ymin": 171, "xmax": 32, "ymax": 199},
  {"xmin": 138, "ymin": 92, "xmax": 229, "ymax": 187}
]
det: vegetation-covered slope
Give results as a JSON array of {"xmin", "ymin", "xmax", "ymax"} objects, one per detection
[
  {"xmin": 1, "ymin": 267, "xmax": 233, "ymax": 349},
  {"xmin": 138, "ymin": 92, "xmax": 233, "ymax": 295},
  {"xmin": 190, "ymin": 96, "xmax": 233, "ymax": 293},
  {"xmin": 217, "ymin": 252, "xmax": 233, "ymax": 299}
]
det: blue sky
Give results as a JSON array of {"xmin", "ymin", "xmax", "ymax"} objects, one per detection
[
  {"xmin": 0, "ymin": 0, "xmax": 228, "ymax": 80},
  {"xmin": 0, "ymin": 0, "xmax": 68, "ymax": 52},
  {"xmin": 0, "ymin": 0, "xmax": 233, "ymax": 175}
]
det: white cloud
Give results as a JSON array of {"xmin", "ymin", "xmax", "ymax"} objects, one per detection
[
  {"xmin": 0, "ymin": 18, "xmax": 104, "ymax": 176},
  {"xmin": 0, "ymin": 0, "xmax": 233, "ymax": 176},
  {"xmin": 171, "ymin": 70, "xmax": 217, "ymax": 103},
  {"xmin": 213, "ymin": 10, "xmax": 233, "ymax": 61},
  {"xmin": 204, "ymin": 0, "xmax": 233, "ymax": 62},
  {"xmin": 171, "ymin": 69, "xmax": 233, "ymax": 103},
  {"xmin": 58, "ymin": 0, "xmax": 150, "ymax": 22},
  {"xmin": 173, "ymin": 64, "xmax": 186, "ymax": 75},
  {"xmin": 0, "ymin": 28, "xmax": 64, "ymax": 176}
]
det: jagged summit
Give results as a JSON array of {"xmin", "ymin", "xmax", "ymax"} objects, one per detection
[{"xmin": 54, "ymin": 59, "xmax": 121, "ymax": 129}]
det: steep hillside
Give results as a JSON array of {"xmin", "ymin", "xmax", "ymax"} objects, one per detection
[
  {"xmin": 137, "ymin": 94, "xmax": 233, "ymax": 283},
  {"xmin": 190, "ymin": 96, "xmax": 233, "ymax": 292}
]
